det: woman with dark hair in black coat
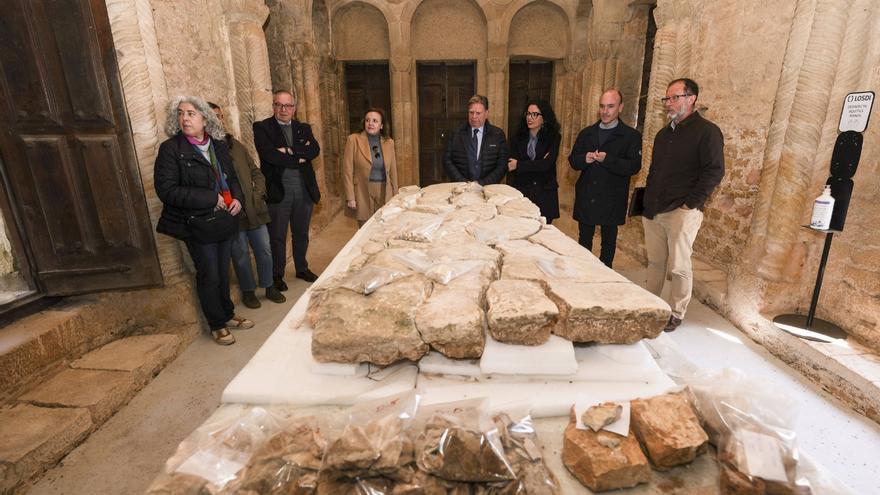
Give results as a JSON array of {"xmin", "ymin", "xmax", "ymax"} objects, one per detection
[{"xmin": 506, "ymin": 99, "xmax": 562, "ymax": 223}]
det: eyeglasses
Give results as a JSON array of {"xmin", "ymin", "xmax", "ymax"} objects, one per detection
[
  {"xmin": 273, "ymin": 103, "xmax": 295, "ymax": 110},
  {"xmin": 372, "ymin": 145, "xmax": 380, "ymax": 159},
  {"xmin": 525, "ymin": 111, "xmax": 543, "ymax": 119},
  {"xmin": 660, "ymin": 94, "xmax": 691, "ymax": 103}
]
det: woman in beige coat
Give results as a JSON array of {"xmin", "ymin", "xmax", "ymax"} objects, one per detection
[{"xmin": 343, "ymin": 108, "xmax": 399, "ymax": 226}]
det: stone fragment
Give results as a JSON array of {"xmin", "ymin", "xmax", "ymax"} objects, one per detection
[
  {"xmin": 501, "ymin": 254, "xmax": 627, "ymax": 285},
  {"xmin": 452, "ymin": 182, "xmax": 483, "ymax": 195},
  {"xmin": 0, "ymin": 404, "xmax": 92, "ymax": 493},
  {"xmin": 495, "ymin": 240, "xmax": 557, "ymax": 259},
  {"xmin": 451, "ymin": 191, "xmax": 485, "ymax": 207},
  {"xmin": 483, "ymin": 184, "xmax": 523, "ymax": 201},
  {"xmin": 498, "ymin": 197, "xmax": 542, "ymax": 219},
  {"xmin": 486, "ymin": 280, "xmax": 558, "ymax": 346},
  {"xmin": 416, "ymin": 290, "xmax": 485, "ymax": 359},
  {"xmin": 467, "ymin": 216, "xmax": 541, "ymax": 245},
  {"xmin": 491, "ymin": 412, "xmax": 561, "ymax": 494},
  {"xmin": 529, "ymin": 225, "xmax": 591, "ymax": 258},
  {"xmin": 361, "ymin": 241, "xmax": 385, "ymax": 255},
  {"xmin": 547, "ymin": 280, "xmax": 671, "ymax": 344},
  {"xmin": 445, "ymin": 203, "xmax": 496, "ymax": 227},
  {"xmin": 719, "ymin": 462, "xmax": 766, "ymax": 494},
  {"xmin": 437, "ymin": 269, "xmax": 494, "ymax": 308},
  {"xmin": 416, "ymin": 414, "xmax": 515, "ymax": 482},
  {"xmin": 309, "ymin": 276, "xmax": 432, "ymax": 365},
  {"xmin": 630, "ymin": 392, "xmax": 709, "ymax": 469},
  {"xmin": 237, "ymin": 421, "xmax": 325, "ymax": 494},
  {"xmin": 19, "ymin": 368, "xmax": 140, "ymax": 424},
  {"xmin": 581, "ymin": 403, "xmax": 623, "ymax": 432},
  {"xmin": 562, "ymin": 409, "xmax": 651, "ymax": 492}
]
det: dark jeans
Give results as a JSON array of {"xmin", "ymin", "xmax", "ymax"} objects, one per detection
[
  {"xmin": 268, "ymin": 169, "xmax": 314, "ymax": 277},
  {"xmin": 185, "ymin": 238, "xmax": 234, "ymax": 330},
  {"xmin": 231, "ymin": 225, "xmax": 273, "ymax": 292},
  {"xmin": 578, "ymin": 222, "xmax": 618, "ymax": 268}
]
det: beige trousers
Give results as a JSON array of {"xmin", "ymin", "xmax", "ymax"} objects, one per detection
[
  {"xmin": 357, "ymin": 181, "xmax": 386, "ymax": 228},
  {"xmin": 642, "ymin": 208, "xmax": 704, "ymax": 319}
]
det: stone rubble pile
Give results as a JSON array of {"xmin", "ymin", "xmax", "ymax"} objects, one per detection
[{"xmin": 307, "ymin": 182, "xmax": 671, "ymax": 365}]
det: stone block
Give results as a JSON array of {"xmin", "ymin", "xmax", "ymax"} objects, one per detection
[
  {"xmin": 562, "ymin": 409, "xmax": 651, "ymax": 492},
  {"xmin": 416, "ymin": 290, "xmax": 485, "ymax": 359},
  {"xmin": 630, "ymin": 392, "xmax": 709, "ymax": 469},
  {"xmin": 70, "ymin": 334, "xmax": 180, "ymax": 384},
  {"xmin": 0, "ymin": 404, "xmax": 92, "ymax": 493},
  {"xmin": 486, "ymin": 279, "xmax": 558, "ymax": 346},
  {"xmin": 310, "ymin": 276, "xmax": 432, "ymax": 365},
  {"xmin": 548, "ymin": 281, "xmax": 671, "ymax": 344},
  {"xmin": 483, "ymin": 184, "xmax": 523, "ymax": 201},
  {"xmin": 19, "ymin": 368, "xmax": 140, "ymax": 424},
  {"xmin": 501, "ymin": 254, "xmax": 628, "ymax": 285},
  {"xmin": 467, "ymin": 216, "xmax": 541, "ymax": 245},
  {"xmin": 529, "ymin": 226, "xmax": 590, "ymax": 258},
  {"xmin": 498, "ymin": 197, "xmax": 542, "ymax": 219}
]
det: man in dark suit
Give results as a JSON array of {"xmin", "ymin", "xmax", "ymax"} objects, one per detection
[
  {"xmin": 253, "ymin": 90, "xmax": 321, "ymax": 287},
  {"xmin": 568, "ymin": 88, "xmax": 642, "ymax": 268},
  {"xmin": 443, "ymin": 95, "xmax": 508, "ymax": 185}
]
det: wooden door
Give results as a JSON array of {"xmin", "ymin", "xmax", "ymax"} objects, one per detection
[
  {"xmin": 417, "ymin": 62, "xmax": 475, "ymax": 186},
  {"xmin": 507, "ymin": 60, "xmax": 554, "ymax": 136},
  {"xmin": 344, "ymin": 63, "xmax": 392, "ymax": 135},
  {"xmin": 0, "ymin": 0, "xmax": 162, "ymax": 296}
]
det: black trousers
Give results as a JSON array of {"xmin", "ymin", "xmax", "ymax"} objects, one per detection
[
  {"xmin": 578, "ymin": 222, "xmax": 618, "ymax": 268},
  {"xmin": 268, "ymin": 168, "xmax": 314, "ymax": 277},
  {"xmin": 185, "ymin": 238, "xmax": 234, "ymax": 330}
]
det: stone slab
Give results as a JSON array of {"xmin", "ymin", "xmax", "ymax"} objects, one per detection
[
  {"xmin": 415, "ymin": 290, "xmax": 485, "ymax": 359},
  {"xmin": 19, "ymin": 368, "xmax": 140, "ymax": 424},
  {"xmin": 630, "ymin": 392, "xmax": 709, "ymax": 469},
  {"xmin": 548, "ymin": 281, "xmax": 671, "ymax": 344},
  {"xmin": 529, "ymin": 225, "xmax": 591, "ymax": 258},
  {"xmin": 70, "ymin": 334, "xmax": 180, "ymax": 383},
  {"xmin": 0, "ymin": 403, "xmax": 92, "ymax": 493},
  {"xmin": 486, "ymin": 279, "xmax": 558, "ymax": 345}
]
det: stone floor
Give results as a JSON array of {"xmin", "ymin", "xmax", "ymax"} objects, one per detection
[{"xmin": 18, "ymin": 213, "xmax": 880, "ymax": 495}]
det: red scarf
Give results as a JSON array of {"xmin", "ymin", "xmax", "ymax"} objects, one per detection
[{"xmin": 185, "ymin": 134, "xmax": 209, "ymax": 146}]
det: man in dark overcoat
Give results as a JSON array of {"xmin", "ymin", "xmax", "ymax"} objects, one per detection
[
  {"xmin": 443, "ymin": 94, "xmax": 509, "ymax": 185},
  {"xmin": 568, "ymin": 88, "xmax": 642, "ymax": 267}
]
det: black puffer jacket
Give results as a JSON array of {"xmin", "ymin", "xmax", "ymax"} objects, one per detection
[
  {"xmin": 154, "ymin": 133, "xmax": 243, "ymax": 240},
  {"xmin": 443, "ymin": 121, "xmax": 509, "ymax": 185}
]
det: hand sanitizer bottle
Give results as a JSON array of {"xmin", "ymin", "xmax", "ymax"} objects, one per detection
[{"xmin": 810, "ymin": 185, "xmax": 835, "ymax": 230}]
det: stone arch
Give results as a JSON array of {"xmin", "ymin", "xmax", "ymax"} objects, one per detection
[
  {"xmin": 332, "ymin": 2, "xmax": 390, "ymax": 60},
  {"xmin": 507, "ymin": 1, "xmax": 570, "ymax": 59},
  {"xmin": 411, "ymin": 0, "xmax": 488, "ymax": 60},
  {"xmin": 312, "ymin": 0, "xmax": 331, "ymax": 55}
]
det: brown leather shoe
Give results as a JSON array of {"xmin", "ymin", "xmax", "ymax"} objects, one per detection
[
  {"xmin": 663, "ymin": 315, "xmax": 682, "ymax": 332},
  {"xmin": 211, "ymin": 328, "xmax": 235, "ymax": 345},
  {"xmin": 227, "ymin": 315, "xmax": 254, "ymax": 330}
]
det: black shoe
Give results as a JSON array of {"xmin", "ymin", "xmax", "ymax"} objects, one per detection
[
  {"xmin": 241, "ymin": 290, "xmax": 260, "ymax": 309},
  {"xmin": 274, "ymin": 276, "xmax": 288, "ymax": 292},
  {"xmin": 265, "ymin": 286, "xmax": 286, "ymax": 304},
  {"xmin": 663, "ymin": 315, "xmax": 682, "ymax": 333},
  {"xmin": 295, "ymin": 269, "xmax": 318, "ymax": 283}
]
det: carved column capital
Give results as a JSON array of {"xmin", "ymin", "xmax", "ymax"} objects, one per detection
[
  {"xmin": 486, "ymin": 57, "xmax": 508, "ymax": 74},
  {"xmin": 220, "ymin": 0, "xmax": 269, "ymax": 24},
  {"xmin": 391, "ymin": 55, "xmax": 413, "ymax": 73},
  {"xmin": 588, "ymin": 40, "xmax": 617, "ymax": 60},
  {"xmin": 654, "ymin": 0, "xmax": 695, "ymax": 29},
  {"xmin": 563, "ymin": 54, "xmax": 587, "ymax": 73}
]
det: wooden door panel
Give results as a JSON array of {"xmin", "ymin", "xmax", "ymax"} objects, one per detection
[
  {"xmin": 0, "ymin": 0, "xmax": 161, "ymax": 295},
  {"xmin": 417, "ymin": 62, "xmax": 475, "ymax": 186},
  {"xmin": 507, "ymin": 60, "xmax": 553, "ymax": 135},
  {"xmin": 344, "ymin": 63, "xmax": 391, "ymax": 135}
]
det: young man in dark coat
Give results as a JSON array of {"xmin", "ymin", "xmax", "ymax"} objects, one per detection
[
  {"xmin": 568, "ymin": 88, "xmax": 642, "ymax": 267},
  {"xmin": 252, "ymin": 90, "xmax": 321, "ymax": 288},
  {"xmin": 443, "ymin": 95, "xmax": 509, "ymax": 185}
]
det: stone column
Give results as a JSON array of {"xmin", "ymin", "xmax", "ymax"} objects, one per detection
[
  {"xmin": 390, "ymin": 54, "xmax": 417, "ymax": 186},
  {"xmin": 220, "ymin": 0, "xmax": 272, "ymax": 159},
  {"xmin": 486, "ymin": 56, "xmax": 509, "ymax": 134}
]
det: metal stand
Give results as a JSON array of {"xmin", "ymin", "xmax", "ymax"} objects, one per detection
[{"xmin": 773, "ymin": 229, "xmax": 847, "ymax": 342}]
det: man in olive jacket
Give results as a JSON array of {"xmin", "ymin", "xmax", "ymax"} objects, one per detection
[
  {"xmin": 643, "ymin": 78, "xmax": 724, "ymax": 332},
  {"xmin": 252, "ymin": 90, "xmax": 321, "ymax": 288},
  {"xmin": 568, "ymin": 88, "xmax": 642, "ymax": 268},
  {"xmin": 443, "ymin": 95, "xmax": 508, "ymax": 185},
  {"xmin": 210, "ymin": 103, "xmax": 285, "ymax": 309}
]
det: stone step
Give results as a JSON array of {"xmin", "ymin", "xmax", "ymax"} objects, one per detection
[{"xmin": 0, "ymin": 333, "xmax": 183, "ymax": 493}]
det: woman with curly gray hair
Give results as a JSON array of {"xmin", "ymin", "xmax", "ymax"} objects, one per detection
[{"xmin": 154, "ymin": 95, "xmax": 253, "ymax": 345}]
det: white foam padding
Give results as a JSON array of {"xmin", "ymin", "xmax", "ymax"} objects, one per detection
[
  {"xmin": 480, "ymin": 334, "xmax": 578, "ymax": 375},
  {"xmin": 416, "ymin": 373, "xmax": 677, "ymax": 419},
  {"xmin": 571, "ymin": 342, "xmax": 668, "ymax": 382},
  {"xmin": 418, "ymin": 351, "xmax": 482, "ymax": 377},
  {"xmin": 222, "ymin": 329, "xmax": 418, "ymax": 405}
]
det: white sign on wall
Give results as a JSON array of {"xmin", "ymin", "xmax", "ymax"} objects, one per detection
[{"xmin": 838, "ymin": 91, "xmax": 874, "ymax": 133}]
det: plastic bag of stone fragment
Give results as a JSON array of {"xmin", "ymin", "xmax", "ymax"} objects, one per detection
[
  {"xmin": 484, "ymin": 406, "xmax": 561, "ymax": 494},
  {"xmin": 396, "ymin": 214, "xmax": 446, "ymax": 243},
  {"xmin": 412, "ymin": 398, "xmax": 516, "ymax": 483},
  {"xmin": 340, "ymin": 265, "xmax": 411, "ymax": 295},
  {"xmin": 389, "ymin": 249, "xmax": 434, "ymax": 273},
  {"xmin": 425, "ymin": 259, "xmax": 486, "ymax": 285},
  {"xmin": 318, "ymin": 391, "xmax": 420, "ymax": 491},
  {"xmin": 147, "ymin": 406, "xmax": 282, "ymax": 493},
  {"xmin": 236, "ymin": 415, "xmax": 327, "ymax": 494},
  {"xmin": 715, "ymin": 403, "xmax": 813, "ymax": 494}
]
